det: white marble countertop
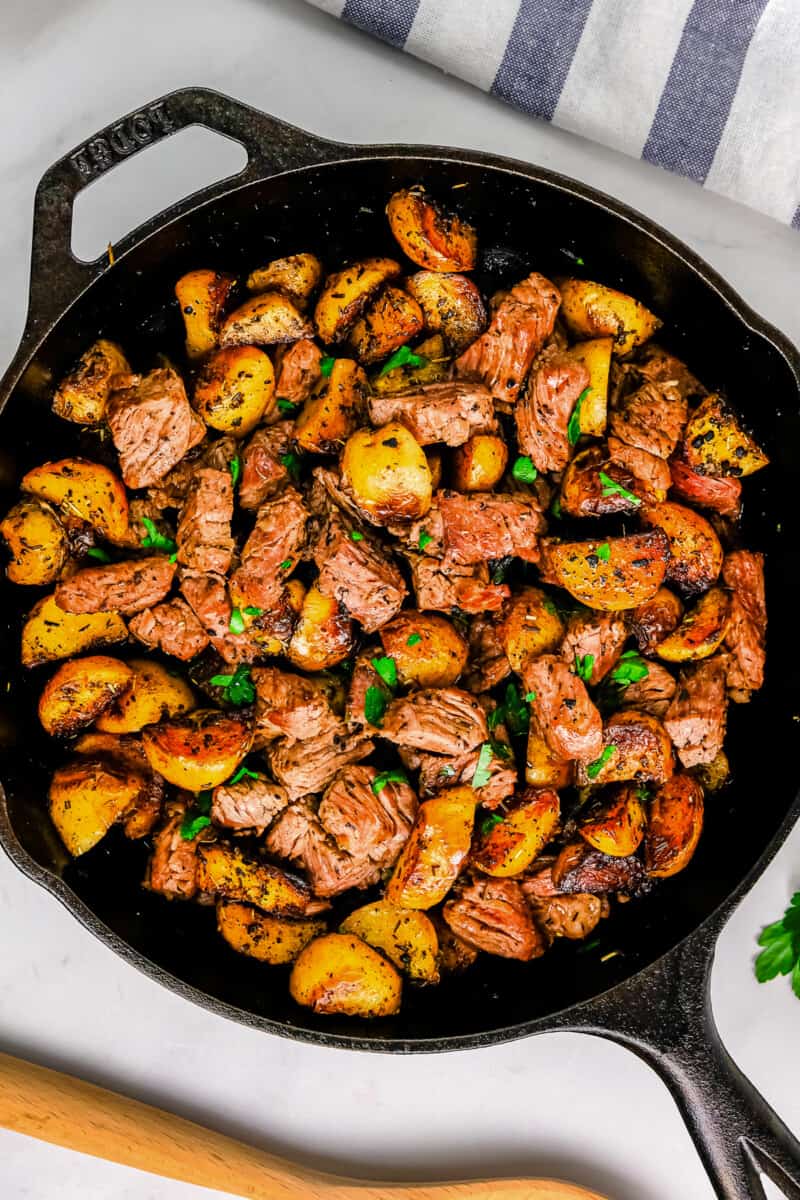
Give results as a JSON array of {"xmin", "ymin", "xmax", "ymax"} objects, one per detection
[{"xmin": 1, "ymin": 2, "xmax": 799, "ymax": 1198}]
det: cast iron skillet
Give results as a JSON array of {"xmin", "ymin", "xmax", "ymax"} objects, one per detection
[{"xmin": 1, "ymin": 88, "xmax": 799, "ymax": 1200}]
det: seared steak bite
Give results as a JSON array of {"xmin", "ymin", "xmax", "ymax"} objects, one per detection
[
  {"xmin": 107, "ymin": 367, "xmax": 205, "ymax": 489},
  {"xmin": 314, "ymin": 514, "xmax": 406, "ymax": 632},
  {"xmin": 516, "ymin": 352, "xmax": 589, "ymax": 473},
  {"xmin": 211, "ymin": 775, "xmax": 288, "ymax": 833},
  {"xmin": 438, "ymin": 490, "xmax": 545, "ymax": 566},
  {"xmin": 252, "ymin": 665, "xmax": 338, "ymax": 745},
  {"xmin": 238, "ymin": 422, "xmax": 294, "ymax": 510},
  {"xmin": 619, "ymin": 661, "xmax": 677, "ymax": 717},
  {"xmin": 55, "ymin": 555, "xmax": 175, "ymax": 615},
  {"xmin": 128, "ymin": 597, "xmax": 210, "ymax": 660},
  {"xmin": 462, "ymin": 615, "xmax": 511, "ymax": 693},
  {"xmin": 560, "ymin": 611, "xmax": 627, "ymax": 685},
  {"xmin": 443, "ymin": 876, "xmax": 545, "ymax": 960},
  {"xmin": 145, "ymin": 798, "xmax": 208, "ymax": 900},
  {"xmin": 521, "ymin": 865, "xmax": 610, "ymax": 942},
  {"xmin": 148, "ymin": 437, "xmax": 238, "ymax": 510},
  {"xmin": 176, "ymin": 468, "xmax": 235, "ymax": 575},
  {"xmin": 607, "ymin": 436, "xmax": 671, "ymax": 500},
  {"xmin": 610, "ymin": 380, "xmax": 688, "ymax": 460},
  {"xmin": 669, "ymin": 454, "xmax": 741, "ymax": 517},
  {"xmin": 267, "ymin": 721, "xmax": 374, "ymax": 802},
  {"xmin": 380, "ymin": 687, "xmax": 488, "ymax": 756},
  {"xmin": 412, "ymin": 736, "xmax": 517, "ymax": 807},
  {"xmin": 346, "ymin": 650, "xmax": 393, "ymax": 728},
  {"xmin": 368, "ymin": 381, "xmax": 497, "ymax": 447},
  {"xmin": 722, "ymin": 550, "xmax": 766, "ymax": 700},
  {"xmin": 522, "ymin": 654, "xmax": 603, "ymax": 763},
  {"xmin": 552, "ymin": 842, "xmax": 651, "ymax": 897},
  {"xmin": 180, "ymin": 570, "xmax": 266, "ymax": 665},
  {"xmin": 229, "ymin": 487, "xmax": 308, "ymax": 611},
  {"xmin": 407, "ymin": 553, "xmax": 510, "ymax": 614},
  {"xmin": 664, "ymin": 656, "xmax": 728, "ymax": 767},
  {"xmin": 274, "ymin": 339, "xmax": 322, "ymax": 405}
]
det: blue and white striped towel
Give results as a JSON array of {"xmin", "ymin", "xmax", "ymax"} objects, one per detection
[{"xmin": 307, "ymin": 0, "xmax": 800, "ymax": 229}]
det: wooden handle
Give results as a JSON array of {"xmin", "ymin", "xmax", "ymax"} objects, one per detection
[{"xmin": 0, "ymin": 1050, "xmax": 606, "ymax": 1200}]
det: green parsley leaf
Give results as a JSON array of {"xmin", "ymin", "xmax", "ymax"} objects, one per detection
[
  {"xmin": 586, "ymin": 745, "xmax": 616, "ymax": 780},
  {"xmin": 280, "ymin": 452, "xmax": 302, "ymax": 481},
  {"xmin": 491, "ymin": 556, "xmax": 513, "ymax": 585},
  {"xmin": 480, "ymin": 812, "xmax": 504, "ymax": 837},
  {"xmin": 210, "ymin": 673, "xmax": 234, "ymax": 687},
  {"xmin": 229, "ymin": 455, "xmax": 241, "ymax": 489},
  {"xmin": 229, "ymin": 606, "xmax": 245, "ymax": 635},
  {"xmin": 573, "ymin": 653, "xmax": 595, "ymax": 683},
  {"xmin": 596, "ymin": 542, "xmax": 611, "ymax": 562},
  {"xmin": 575, "ymin": 256, "xmax": 585, "ymax": 266},
  {"xmin": 371, "ymin": 655, "xmax": 398, "ymax": 690},
  {"xmin": 279, "ymin": 558, "xmax": 293, "ymax": 571},
  {"xmin": 86, "ymin": 547, "xmax": 112, "ymax": 563},
  {"xmin": 244, "ymin": 606, "xmax": 263, "ymax": 617},
  {"xmin": 276, "ymin": 398, "xmax": 301, "ymax": 415},
  {"xmin": 169, "ymin": 551, "xmax": 178, "ymax": 563},
  {"xmin": 610, "ymin": 650, "xmax": 649, "ymax": 687},
  {"xmin": 598, "ymin": 470, "xmax": 640, "ymax": 506},
  {"xmin": 503, "ymin": 681, "xmax": 530, "ymax": 736},
  {"xmin": 489, "ymin": 737, "xmax": 513, "ymax": 761},
  {"xmin": 140, "ymin": 517, "xmax": 177, "ymax": 556},
  {"xmin": 525, "ymin": 691, "xmax": 537, "ymax": 702},
  {"xmin": 567, "ymin": 388, "xmax": 591, "ymax": 446},
  {"xmin": 379, "ymin": 344, "xmax": 426, "ymax": 376},
  {"xmin": 319, "ymin": 356, "xmax": 336, "ymax": 377},
  {"xmin": 228, "ymin": 765, "xmax": 260, "ymax": 785},
  {"xmin": 418, "ymin": 528, "xmax": 433, "ymax": 552},
  {"xmin": 471, "ymin": 743, "xmax": 494, "ymax": 788},
  {"xmin": 180, "ymin": 790, "xmax": 213, "ymax": 840},
  {"xmin": 349, "ymin": 530, "xmax": 364, "ymax": 541},
  {"xmin": 754, "ymin": 895, "xmax": 800, "ymax": 994},
  {"xmin": 371, "ymin": 769, "xmax": 408, "ymax": 795},
  {"xmin": 364, "ymin": 685, "xmax": 388, "ymax": 727},
  {"xmin": 210, "ymin": 664, "xmax": 255, "ymax": 706},
  {"xmin": 542, "ymin": 598, "xmax": 558, "ymax": 616},
  {"xmin": 512, "ymin": 455, "xmax": 538, "ymax": 484},
  {"xmin": 406, "ymin": 633, "xmax": 422, "ymax": 647},
  {"xmin": 551, "ymin": 497, "xmax": 562, "ymax": 519},
  {"xmin": 635, "ymin": 785, "xmax": 651, "ymax": 802}
]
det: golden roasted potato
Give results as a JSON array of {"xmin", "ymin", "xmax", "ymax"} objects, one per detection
[
  {"xmin": 386, "ymin": 787, "xmax": 477, "ymax": 910},
  {"xmin": 557, "ymin": 278, "xmax": 661, "ymax": 355},
  {"xmin": 542, "ymin": 531, "xmax": 668, "ymax": 612},
  {"xmin": 21, "ymin": 458, "xmax": 130, "ymax": 546},
  {"xmin": 38, "ymin": 655, "xmax": 134, "ymax": 737},
  {"xmin": 450, "ymin": 434, "xmax": 508, "ymax": 492},
  {"xmin": 21, "ymin": 593, "xmax": 127, "ymax": 668},
  {"xmin": 579, "ymin": 784, "xmax": 647, "ymax": 857},
  {"xmin": 198, "ymin": 843, "xmax": 321, "ymax": 915},
  {"xmin": 642, "ymin": 501, "xmax": 723, "ymax": 594},
  {"xmin": 340, "ymin": 900, "xmax": 440, "ymax": 983},
  {"xmin": 314, "ymin": 257, "xmax": 401, "ymax": 344},
  {"xmin": 52, "ymin": 339, "xmax": 130, "ymax": 424},
  {"xmin": 174, "ymin": 269, "xmax": 235, "ymax": 359},
  {"xmin": 655, "ymin": 587, "xmax": 730, "ymax": 662},
  {"xmin": 579, "ymin": 711, "xmax": 675, "ymax": 786},
  {"xmin": 349, "ymin": 286, "xmax": 424, "ymax": 365},
  {"xmin": 287, "ymin": 585, "xmax": 353, "ymax": 671},
  {"xmin": 142, "ymin": 709, "xmax": 252, "ymax": 791},
  {"xmin": 341, "ymin": 422, "xmax": 432, "ymax": 524},
  {"xmin": 369, "ymin": 333, "xmax": 449, "ymax": 395},
  {"xmin": 193, "ymin": 345, "xmax": 275, "ymax": 436},
  {"xmin": 691, "ymin": 749, "xmax": 730, "ymax": 793},
  {"xmin": 49, "ymin": 757, "xmax": 143, "ymax": 856},
  {"xmin": 498, "ymin": 586, "xmax": 565, "ymax": 671},
  {"xmin": 379, "ymin": 611, "xmax": 468, "ymax": 688},
  {"xmin": 405, "ymin": 271, "xmax": 487, "ymax": 352},
  {"xmin": 96, "ymin": 659, "xmax": 195, "ymax": 733},
  {"xmin": 219, "ymin": 291, "xmax": 313, "ymax": 347},
  {"xmin": 0, "ymin": 499, "xmax": 67, "ymax": 585},
  {"xmin": 563, "ymin": 336, "xmax": 612, "ymax": 437},
  {"xmin": 645, "ymin": 773, "xmax": 704, "ymax": 878},
  {"xmin": 246, "ymin": 252, "xmax": 323, "ymax": 309},
  {"xmin": 289, "ymin": 932, "xmax": 402, "ymax": 1017},
  {"xmin": 683, "ymin": 394, "xmax": 768, "ymax": 478},
  {"xmin": 474, "ymin": 788, "xmax": 560, "ymax": 878},
  {"xmin": 526, "ymin": 716, "xmax": 573, "ymax": 789},
  {"xmin": 294, "ymin": 358, "xmax": 367, "ymax": 454},
  {"xmin": 387, "ymin": 189, "xmax": 477, "ymax": 272},
  {"xmin": 217, "ymin": 901, "xmax": 326, "ymax": 963}
]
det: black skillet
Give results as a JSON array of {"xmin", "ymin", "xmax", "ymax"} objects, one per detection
[{"xmin": 1, "ymin": 88, "xmax": 799, "ymax": 1200}]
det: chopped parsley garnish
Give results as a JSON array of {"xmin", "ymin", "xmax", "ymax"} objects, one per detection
[
  {"xmin": 280, "ymin": 451, "xmax": 302, "ymax": 481},
  {"xmin": 610, "ymin": 650, "xmax": 649, "ymax": 687},
  {"xmin": 480, "ymin": 812, "xmax": 504, "ymax": 837},
  {"xmin": 525, "ymin": 691, "xmax": 537, "ymax": 702},
  {"xmin": 586, "ymin": 745, "xmax": 616, "ymax": 780},
  {"xmin": 229, "ymin": 607, "xmax": 245, "ymax": 635},
  {"xmin": 596, "ymin": 542, "xmax": 611, "ymax": 562},
  {"xmin": 567, "ymin": 388, "xmax": 591, "ymax": 446},
  {"xmin": 512, "ymin": 455, "xmax": 538, "ymax": 484},
  {"xmin": 489, "ymin": 737, "xmax": 513, "ymax": 761},
  {"xmin": 491, "ymin": 556, "xmax": 513, "ymax": 584},
  {"xmin": 180, "ymin": 790, "xmax": 212, "ymax": 841},
  {"xmin": 349, "ymin": 530, "xmax": 364, "ymax": 541},
  {"xmin": 488, "ymin": 681, "xmax": 531, "ymax": 736},
  {"xmin": 244, "ymin": 605, "xmax": 263, "ymax": 616},
  {"xmin": 471, "ymin": 742, "xmax": 494, "ymax": 788},
  {"xmin": 364, "ymin": 685, "xmax": 388, "ymax": 727},
  {"xmin": 276, "ymin": 398, "xmax": 301, "ymax": 415},
  {"xmin": 575, "ymin": 256, "xmax": 585, "ymax": 266},
  {"xmin": 86, "ymin": 547, "xmax": 111, "ymax": 563},
  {"xmin": 542, "ymin": 598, "xmax": 558, "ymax": 616},
  {"xmin": 371, "ymin": 769, "xmax": 408, "ymax": 795},
  {"xmin": 319, "ymin": 356, "xmax": 336, "ymax": 377},
  {"xmin": 406, "ymin": 632, "xmax": 422, "ymax": 647},
  {"xmin": 635, "ymin": 785, "xmax": 651, "ymax": 802},
  {"xmin": 598, "ymin": 470, "xmax": 640, "ymax": 506},
  {"xmin": 228, "ymin": 765, "xmax": 260, "ymax": 785},
  {"xmin": 755, "ymin": 893, "xmax": 800, "ymax": 998},
  {"xmin": 379, "ymin": 345, "xmax": 426, "ymax": 376},
  {"xmin": 371, "ymin": 655, "xmax": 398, "ymax": 690},
  {"xmin": 279, "ymin": 558, "xmax": 293, "ymax": 571},
  {"xmin": 169, "ymin": 551, "xmax": 178, "ymax": 563},
  {"xmin": 229, "ymin": 455, "xmax": 241, "ymax": 489},
  {"xmin": 573, "ymin": 653, "xmax": 595, "ymax": 683},
  {"xmin": 550, "ymin": 496, "xmax": 562, "ymax": 519},
  {"xmin": 140, "ymin": 517, "xmax": 177, "ymax": 556},
  {"xmin": 209, "ymin": 664, "xmax": 255, "ymax": 705},
  {"xmin": 418, "ymin": 528, "xmax": 433, "ymax": 552}
]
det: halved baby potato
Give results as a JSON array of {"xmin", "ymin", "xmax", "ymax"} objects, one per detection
[
  {"xmin": 562, "ymin": 336, "xmax": 612, "ymax": 437},
  {"xmin": 287, "ymin": 585, "xmax": 353, "ymax": 672},
  {"xmin": 193, "ymin": 345, "xmax": 275, "ymax": 436},
  {"xmin": 174, "ymin": 269, "xmax": 235, "ymax": 360},
  {"xmin": 340, "ymin": 899, "xmax": 440, "ymax": 984},
  {"xmin": 21, "ymin": 458, "xmax": 130, "ymax": 546},
  {"xmin": 21, "ymin": 593, "xmax": 128, "ymax": 668},
  {"xmin": 578, "ymin": 711, "xmax": 675, "ymax": 786},
  {"xmin": 349, "ymin": 286, "xmax": 424, "ymax": 365},
  {"xmin": 52, "ymin": 338, "xmax": 130, "ymax": 425},
  {"xmin": 246, "ymin": 253, "xmax": 323, "ymax": 310},
  {"xmin": 557, "ymin": 278, "xmax": 661, "ymax": 356},
  {"xmin": 38, "ymin": 655, "xmax": 134, "ymax": 737},
  {"xmin": 498, "ymin": 586, "xmax": 565, "ymax": 671},
  {"xmin": 683, "ymin": 394, "xmax": 768, "ymax": 478},
  {"xmin": 474, "ymin": 788, "xmax": 560, "ymax": 878},
  {"xmin": 142, "ymin": 708, "xmax": 252, "ymax": 791},
  {"xmin": 217, "ymin": 901, "xmax": 327, "ymax": 963},
  {"xmin": 656, "ymin": 587, "xmax": 730, "ymax": 662},
  {"xmin": 294, "ymin": 358, "xmax": 367, "ymax": 454},
  {"xmin": 579, "ymin": 784, "xmax": 647, "ymax": 857},
  {"xmin": 369, "ymin": 333, "xmax": 449, "ymax": 396},
  {"xmin": 645, "ymin": 773, "xmax": 704, "ymax": 878},
  {"xmin": 542, "ymin": 531, "xmax": 668, "ymax": 612},
  {"xmin": 387, "ymin": 189, "xmax": 477, "ymax": 272},
  {"xmin": 96, "ymin": 658, "xmax": 196, "ymax": 733},
  {"xmin": 0, "ymin": 499, "xmax": 68, "ymax": 585},
  {"xmin": 341, "ymin": 422, "xmax": 433, "ymax": 524},
  {"xmin": 405, "ymin": 271, "xmax": 487, "ymax": 353},
  {"xmin": 386, "ymin": 786, "xmax": 477, "ymax": 910},
  {"xmin": 289, "ymin": 932, "xmax": 402, "ymax": 1017},
  {"xmin": 642, "ymin": 501, "xmax": 723, "ymax": 595},
  {"xmin": 49, "ymin": 757, "xmax": 144, "ymax": 857},
  {"xmin": 314, "ymin": 257, "xmax": 401, "ymax": 344},
  {"xmin": 450, "ymin": 434, "xmax": 508, "ymax": 492},
  {"xmin": 219, "ymin": 291, "xmax": 313, "ymax": 347},
  {"xmin": 379, "ymin": 611, "xmax": 468, "ymax": 688},
  {"xmin": 526, "ymin": 715, "xmax": 573, "ymax": 789},
  {"xmin": 197, "ymin": 843, "xmax": 322, "ymax": 915},
  {"xmin": 248, "ymin": 581, "xmax": 306, "ymax": 657}
]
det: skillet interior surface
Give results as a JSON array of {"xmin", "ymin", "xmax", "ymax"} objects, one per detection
[{"xmin": 1, "ymin": 154, "xmax": 798, "ymax": 1048}]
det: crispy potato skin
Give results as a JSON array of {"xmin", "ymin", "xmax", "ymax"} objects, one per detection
[
  {"xmin": 175, "ymin": 270, "xmax": 235, "ymax": 359},
  {"xmin": 642, "ymin": 501, "xmax": 723, "ymax": 595},
  {"xmin": 370, "ymin": 333, "xmax": 449, "ymax": 395},
  {"xmin": 295, "ymin": 359, "xmax": 367, "ymax": 454},
  {"xmin": 386, "ymin": 787, "xmax": 477, "ymax": 909},
  {"xmin": 543, "ymin": 531, "xmax": 668, "ymax": 612},
  {"xmin": 289, "ymin": 932, "xmax": 402, "ymax": 1017},
  {"xmin": 656, "ymin": 587, "xmax": 730, "ymax": 662},
  {"xmin": 198, "ymin": 843, "xmax": 319, "ymax": 915},
  {"xmin": 193, "ymin": 346, "xmax": 275, "ymax": 436},
  {"xmin": 581, "ymin": 710, "xmax": 675, "ymax": 785},
  {"xmin": 498, "ymin": 586, "xmax": 564, "ymax": 671},
  {"xmin": 341, "ymin": 423, "xmax": 433, "ymax": 524},
  {"xmin": 217, "ymin": 902, "xmax": 326, "ymax": 963},
  {"xmin": 683, "ymin": 394, "xmax": 768, "ymax": 478},
  {"xmin": 246, "ymin": 253, "xmax": 323, "ymax": 309},
  {"xmin": 474, "ymin": 788, "xmax": 560, "ymax": 878},
  {"xmin": 314, "ymin": 258, "xmax": 401, "ymax": 344},
  {"xmin": 450, "ymin": 434, "xmax": 508, "ymax": 492},
  {"xmin": 579, "ymin": 784, "xmax": 647, "ymax": 857},
  {"xmin": 630, "ymin": 587, "xmax": 684, "ymax": 654},
  {"xmin": 96, "ymin": 659, "xmax": 196, "ymax": 733},
  {"xmin": 387, "ymin": 190, "xmax": 477, "ymax": 272},
  {"xmin": 287, "ymin": 586, "xmax": 353, "ymax": 671},
  {"xmin": 379, "ymin": 611, "xmax": 468, "ymax": 688},
  {"xmin": 405, "ymin": 271, "xmax": 487, "ymax": 352},
  {"xmin": 557, "ymin": 278, "xmax": 661, "ymax": 356},
  {"xmin": 21, "ymin": 458, "xmax": 130, "ymax": 546},
  {"xmin": 349, "ymin": 286, "xmax": 424, "ymax": 365},
  {"xmin": 526, "ymin": 717, "xmax": 574, "ymax": 788},
  {"xmin": 1, "ymin": 499, "xmax": 67, "ymax": 585},
  {"xmin": 38, "ymin": 655, "xmax": 134, "ymax": 737},
  {"xmin": 22, "ymin": 593, "xmax": 128, "ymax": 668},
  {"xmin": 52, "ymin": 339, "xmax": 130, "ymax": 425},
  {"xmin": 340, "ymin": 900, "xmax": 440, "ymax": 983},
  {"xmin": 219, "ymin": 292, "xmax": 313, "ymax": 348},
  {"xmin": 49, "ymin": 757, "xmax": 143, "ymax": 856},
  {"xmin": 142, "ymin": 709, "xmax": 252, "ymax": 790},
  {"xmin": 563, "ymin": 337, "xmax": 612, "ymax": 436},
  {"xmin": 645, "ymin": 774, "xmax": 704, "ymax": 877}
]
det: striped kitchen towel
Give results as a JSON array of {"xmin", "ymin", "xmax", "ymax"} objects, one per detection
[{"xmin": 307, "ymin": 0, "xmax": 800, "ymax": 229}]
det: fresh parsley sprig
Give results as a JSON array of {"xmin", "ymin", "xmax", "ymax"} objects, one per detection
[
  {"xmin": 371, "ymin": 769, "xmax": 408, "ymax": 795},
  {"xmin": 210, "ymin": 663, "xmax": 255, "ymax": 705},
  {"xmin": 180, "ymin": 790, "xmax": 212, "ymax": 841},
  {"xmin": 140, "ymin": 517, "xmax": 177, "ymax": 558},
  {"xmin": 379, "ymin": 345, "xmax": 427, "ymax": 376},
  {"xmin": 755, "ymin": 894, "xmax": 800, "ymax": 998},
  {"xmin": 567, "ymin": 387, "xmax": 591, "ymax": 446},
  {"xmin": 598, "ymin": 470, "xmax": 640, "ymax": 506},
  {"xmin": 574, "ymin": 653, "xmax": 595, "ymax": 683}
]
